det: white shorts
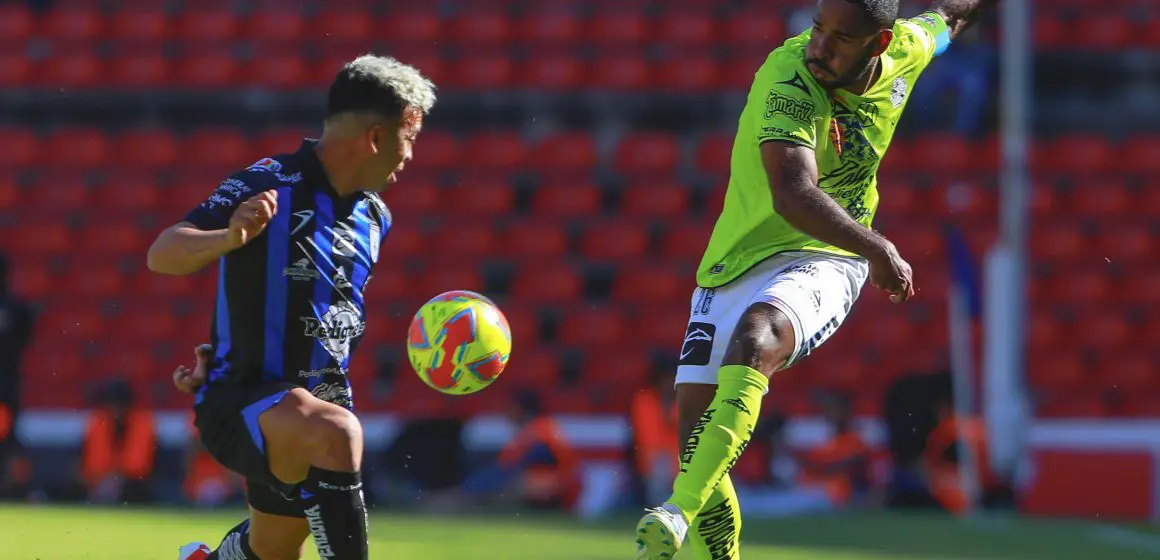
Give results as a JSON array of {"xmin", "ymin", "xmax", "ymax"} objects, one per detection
[{"xmin": 675, "ymin": 251, "xmax": 869, "ymax": 386}]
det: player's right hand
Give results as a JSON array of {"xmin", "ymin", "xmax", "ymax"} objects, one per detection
[
  {"xmin": 227, "ymin": 190, "xmax": 278, "ymax": 249},
  {"xmin": 173, "ymin": 344, "xmax": 212, "ymax": 395},
  {"xmin": 868, "ymin": 241, "xmax": 915, "ymax": 304}
]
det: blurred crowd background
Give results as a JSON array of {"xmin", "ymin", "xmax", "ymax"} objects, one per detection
[{"xmin": 0, "ymin": 0, "xmax": 1157, "ymax": 524}]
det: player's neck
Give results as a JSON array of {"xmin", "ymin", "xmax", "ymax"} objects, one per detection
[
  {"xmin": 312, "ymin": 140, "xmax": 361, "ymax": 198},
  {"xmin": 843, "ymin": 57, "xmax": 881, "ymax": 96}
]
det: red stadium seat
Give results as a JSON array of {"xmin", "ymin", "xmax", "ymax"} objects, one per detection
[
  {"xmin": 0, "ymin": 52, "xmax": 31, "ymax": 87},
  {"xmin": 558, "ymin": 307, "xmax": 629, "ymax": 347},
  {"xmin": 1121, "ymin": 268, "xmax": 1160, "ymax": 309},
  {"xmin": 723, "ymin": 10, "xmax": 786, "ymax": 50},
  {"xmin": 36, "ymin": 52, "xmax": 102, "ymax": 88},
  {"xmin": 578, "ymin": 219, "xmax": 651, "ymax": 260},
  {"xmin": 420, "ymin": 262, "xmax": 485, "ymax": 294},
  {"xmin": 174, "ymin": 10, "xmax": 238, "ymax": 42},
  {"xmin": 9, "ymin": 260, "xmax": 51, "ymax": 300},
  {"xmin": 182, "ymin": 128, "xmax": 250, "ymax": 169},
  {"xmin": 1028, "ymin": 309, "xmax": 1068, "ymax": 352},
  {"xmin": 132, "ymin": 268, "xmax": 208, "ymax": 300},
  {"xmin": 0, "ymin": 127, "xmax": 39, "ymax": 168},
  {"xmin": 247, "ymin": 53, "xmax": 309, "ymax": 89},
  {"xmin": 0, "ymin": 174, "xmax": 22, "ymax": 209},
  {"xmin": 936, "ymin": 179, "xmax": 997, "ymax": 220},
  {"xmin": 523, "ymin": 53, "xmax": 586, "ymax": 91},
  {"xmin": 447, "ymin": 53, "xmax": 515, "ymax": 90},
  {"xmin": 362, "ymin": 267, "xmax": 410, "ymax": 302},
  {"xmin": 495, "ymin": 220, "xmax": 570, "ymax": 259},
  {"xmin": 1121, "ymin": 135, "xmax": 1160, "ymax": 174},
  {"xmin": 1038, "ymin": 394, "xmax": 1107, "ymax": 418},
  {"xmin": 1034, "ymin": 17, "xmax": 1067, "ymax": 50},
  {"xmin": 108, "ymin": 12, "xmax": 169, "ymax": 43},
  {"xmin": 1101, "ymin": 353, "xmax": 1157, "ymax": 394},
  {"xmin": 407, "ymin": 131, "xmax": 458, "ymax": 173},
  {"xmin": 378, "ymin": 223, "xmax": 425, "ymax": 260},
  {"xmin": 510, "ymin": 262, "xmax": 582, "ymax": 303},
  {"xmin": 45, "ymin": 127, "xmax": 109, "ymax": 169},
  {"xmin": 76, "ymin": 221, "xmax": 149, "ymax": 255},
  {"xmin": 1068, "ymin": 181, "xmax": 1132, "ymax": 217},
  {"xmin": 529, "ymin": 180, "xmax": 604, "ymax": 218},
  {"xmin": 381, "ymin": 176, "xmax": 439, "ymax": 215},
  {"xmin": 1083, "ymin": 309, "xmax": 1133, "ymax": 351},
  {"xmin": 441, "ymin": 180, "xmax": 515, "ymax": 216},
  {"xmin": 611, "ymin": 262, "xmax": 690, "ymax": 306},
  {"xmin": 8, "ymin": 222, "xmax": 70, "ymax": 257},
  {"xmin": 875, "ymin": 178, "xmax": 924, "ymax": 218},
  {"xmin": 530, "ymin": 133, "xmax": 597, "ymax": 172},
  {"xmin": 39, "ymin": 9, "xmax": 104, "ymax": 42},
  {"xmin": 498, "ymin": 305, "xmax": 542, "ymax": 347},
  {"xmin": 63, "ymin": 260, "xmax": 126, "ymax": 299},
  {"xmin": 1030, "ymin": 223, "xmax": 1087, "ymax": 262},
  {"xmin": 381, "ymin": 10, "xmax": 443, "ymax": 46},
  {"xmin": 313, "ymin": 11, "xmax": 374, "ymax": 43},
  {"xmin": 27, "ymin": 171, "xmax": 91, "ymax": 212},
  {"xmin": 655, "ymin": 55, "xmax": 718, "ymax": 93},
  {"xmin": 660, "ymin": 219, "xmax": 714, "ymax": 260},
  {"xmin": 1030, "ymin": 182, "xmax": 1062, "ymax": 217},
  {"xmin": 636, "ymin": 305, "xmax": 688, "ymax": 349},
  {"xmin": 120, "ymin": 303, "xmax": 181, "ymax": 344},
  {"xmin": 614, "ymin": 132, "xmax": 680, "ymax": 175},
  {"xmin": 108, "ymin": 53, "xmax": 169, "ymax": 88},
  {"xmin": 174, "ymin": 49, "xmax": 239, "ymax": 89},
  {"xmin": 253, "ymin": 128, "xmax": 311, "ymax": 156},
  {"xmin": 427, "ymin": 220, "xmax": 498, "ymax": 262},
  {"xmin": 449, "ymin": 11, "xmax": 514, "ymax": 47},
  {"xmin": 0, "ymin": 5, "xmax": 34, "ymax": 43},
  {"xmin": 619, "ymin": 181, "xmax": 691, "ymax": 217},
  {"xmin": 461, "ymin": 131, "xmax": 529, "ymax": 171},
  {"xmin": 582, "ymin": 349, "xmax": 652, "ymax": 385},
  {"xmin": 1095, "ymin": 226, "xmax": 1154, "ymax": 264},
  {"xmin": 503, "ymin": 347, "xmax": 561, "ymax": 388},
  {"xmin": 1026, "ymin": 351, "xmax": 1087, "ymax": 392},
  {"xmin": 247, "ymin": 11, "xmax": 305, "ymax": 44},
  {"xmin": 910, "ymin": 132, "xmax": 975, "ymax": 175},
  {"xmin": 1073, "ymin": 14, "xmax": 1133, "ymax": 51},
  {"xmin": 590, "ymin": 54, "xmax": 650, "ymax": 91},
  {"xmin": 590, "ymin": 12, "xmax": 649, "ymax": 47},
  {"xmin": 520, "ymin": 11, "xmax": 583, "ymax": 47},
  {"xmin": 1045, "ymin": 135, "xmax": 1114, "ymax": 175},
  {"xmin": 656, "ymin": 12, "xmax": 718, "ymax": 48},
  {"xmin": 693, "ymin": 133, "xmax": 733, "ymax": 176}
]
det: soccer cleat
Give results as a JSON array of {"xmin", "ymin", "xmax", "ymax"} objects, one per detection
[
  {"xmin": 177, "ymin": 542, "xmax": 211, "ymax": 560},
  {"xmin": 634, "ymin": 505, "xmax": 688, "ymax": 560}
]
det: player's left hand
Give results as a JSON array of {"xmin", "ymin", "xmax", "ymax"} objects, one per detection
[{"xmin": 173, "ymin": 344, "xmax": 212, "ymax": 395}]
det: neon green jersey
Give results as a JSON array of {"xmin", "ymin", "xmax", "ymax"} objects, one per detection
[{"xmin": 697, "ymin": 13, "xmax": 951, "ymax": 288}]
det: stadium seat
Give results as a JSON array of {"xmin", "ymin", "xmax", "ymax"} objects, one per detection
[
  {"xmin": 1073, "ymin": 14, "xmax": 1133, "ymax": 51},
  {"xmin": 449, "ymin": 11, "xmax": 514, "ymax": 47},
  {"xmin": 47, "ymin": 127, "xmax": 109, "ymax": 169},
  {"xmin": 635, "ymin": 305, "xmax": 688, "ymax": 349},
  {"xmin": 0, "ymin": 174, "xmax": 19, "ymax": 208},
  {"xmin": 582, "ymin": 349, "xmax": 652, "ymax": 385},
  {"xmin": 530, "ymin": 133, "xmax": 598, "ymax": 172},
  {"xmin": 0, "ymin": 5, "xmax": 34, "ymax": 43},
  {"xmin": 611, "ymin": 262, "xmax": 689, "ymax": 306},
  {"xmin": 1122, "ymin": 134, "xmax": 1160, "ymax": 174},
  {"xmin": 655, "ymin": 55, "xmax": 719, "ymax": 93},
  {"xmin": 76, "ymin": 222, "xmax": 148, "ymax": 256},
  {"xmin": 131, "ymin": 268, "xmax": 207, "ymax": 300},
  {"xmin": 509, "ymin": 261, "xmax": 582, "ymax": 303},
  {"xmin": 0, "ymin": 52, "xmax": 31, "ymax": 87},
  {"xmin": 558, "ymin": 307, "xmax": 630, "ymax": 347},
  {"xmin": 461, "ymin": 131, "xmax": 530, "ymax": 171},
  {"xmin": 8, "ymin": 222, "xmax": 70, "ymax": 257},
  {"xmin": 447, "ymin": 53, "xmax": 515, "ymax": 90},
  {"xmin": 529, "ymin": 180, "xmax": 604, "ymax": 218},
  {"xmin": 936, "ymin": 179, "xmax": 998, "ymax": 220},
  {"xmin": 0, "ymin": 128, "xmax": 38, "ymax": 168},
  {"xmin": 108, "ymin": 12, "xmax": 169, "ymax": 43},
  {"xmin": 656, "ymin": 12, "xmax": 718, "ymax": 49},
  {"xmin": 1026, "ymin": 350, "xmax": 1088, "ymax": 392},
  {"xmin": 173, "ymin": 48, "xmax": 240, "ymax": 89},
  {"xmin": 693, "ymin": 133, "xmax": 733, "ymax": 175},
  {"xmin": 590, "ymin": 12, "xmax": 649, "ymax": 47},
  {"xmin": 660, "ymin": 219, "xmax": 714, "ymax": 260},
  {"xmin": 9, "ymin": 260, "xmax": 51, "ymax": 300},
  {"xmin": 362, "ymin": 267, "xmax": 410, "ymax": 302},
  {"xmin": 619, "ymin": 181, "xmax": 691, "ymax": 217},
  {"xmin": 614, "ymin": 132, "xmax": 681, "ymax": 175},
  {"xmin": 495, "ymin": 219, "xmax": 570, "ymax": 258},
  {"xmin": 27, "ymin": 172, "xmax": 91, "ymax": 212},
  {"xmin": 313, "ymin": 11, "xmax": 374, "ymax": 43},
  {"xmin": 1120, "ymin": 268, "xmax": 1160, "ymax": 309},
  {"xmin": 578, "ymin": 219, "xmax": 652, "ymax": 260},
  {"xmin": 1034, "ymin": 17, "xmax": 1067, "ymax": 50},
  {"xmin": 1068, "ymin": 181, "xmax": 1132, "ymax": 217},
  {"xmin": 442, "ymin": 179, "xmax": 516, "ymax": 216},
  {"xmin": 378, "ymin": 223, "xmax": 425, "ymax": 260},
  {"xmin": 380, "ymin": 10, "xmax": 443, "ymax": 46},
  {"xmin": 910, "ymin": 132, "xmax": 975, "ymax": 175},
  {"xmin": 107, "ymin": 52, "xmax": 168, "ymax": 88},
  {"xmin": 522, "ymin": 53, "xmax": 586, "ymax": 91},
  {"xmin": 407, "ymin": 131, "xmax": 459, "ymax": 173},
  {"xmin": 247, "ymin": 11, "xmax": 305, "ymax": 44},
  {"xmin": 39, "ymin": 9, "xmax": 104, "ymax": 42},
  {"xmin": 1028, "ymin": 309, "xmax": 1067, "ymax": 351},
  {"xmin": 119, "ymin": 304, "xmax": 181, "ymax": 344},
  {"xmin": 40, "ymin": 302, "xmax": 105, "ymax": 343},
  {"xmin": 381, "ymin": 176, "xmax": 439, "ymax": 216},
  {"xmin": 520, "ymin": 10, "xmax": 583, "ymax": 47},
  {"xmin": 1082, "ymin": 309, "xmax": 1133, "ymax": 351},
  {"xmin": 1045, "ymin": 135, "xmax": 1114, "ymax": 175},
  {"xmin": 421, "ymin": 262, "xmax": 485, "ymax": 295},
  {"xmin": 503, "ymin": 347, "xmax": 561, "ymax": 388},
  {"xmin": 244, "ymin": 54, "xmax": 309, "ymax": 90},
  {"xmin": 112, "ymin": 129, "xmax": 179, "ymax": 169},
  {"xmin": 427, "ymin": 220, "xmax": 497, "ymax": 262},
  {"xmin": 1038, "ymin": 394, "xmax": 1106, "ymax": 418},
  {"xmin": 590, "ymin": 54, "xmax": 650, "ymax": 90},
  {"xmin": 1094, "ymin": 225, "xmax": 1154, "ymax": 264},
  {"xmin": 37, "ymin": 52, "xmax": 102, "ymax": 88},
  {"xmin": 174, "ymin": 10, "xmax": 238, "ymax": 42},
  {"xmin": 182, "ymin": 128, "xmax": 250, "ymax": 169},
  {"xmin": 722, "ymin": 10, "xmax": 786, "ymax": 50},
  {"xmin": 1031, "ymin": 222, "xmax": 1087, "ymax": 261}
]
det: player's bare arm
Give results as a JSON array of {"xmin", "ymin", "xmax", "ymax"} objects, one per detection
[
  {"xmin": 146, "ymin": 190, "xmax": 278, "ymax": 275},
  {"xmin": 762, "ymin": 141, "xmax": 914, "ymax": 302},
  {"xmin": 931, "ymin": 0, "xmax": 1000, "ymax": 39}
]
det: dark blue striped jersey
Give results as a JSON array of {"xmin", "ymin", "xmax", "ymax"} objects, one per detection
[{"xmin": 185, "ymin": 140, "xmax": 391, "ymax": 410}]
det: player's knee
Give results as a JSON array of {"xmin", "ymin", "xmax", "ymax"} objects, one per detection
[
  {"xmin": 722, "ymin": 303, "xmax": 794, "ymax": 375},
  {"xmin": 303, "ymin": 407, "xmax": 364, "ymax": 471}
]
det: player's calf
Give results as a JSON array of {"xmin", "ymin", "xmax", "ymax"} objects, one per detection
[{"xmin": 260, "ymin": 389, "xmax": 368, "ymax": 560}]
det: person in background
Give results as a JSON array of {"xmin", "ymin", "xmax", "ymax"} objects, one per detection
[
  {"xmin": 630, "ymin": 369, "xmax": 679, "ymax": 506},
  {"xmin": 794, "ymin": 393, "xmax": 874, "ymax": 508},
  {"xmin": 921, "ymin": 395, "xmax": 1004, "ymax": 515},
  {"xmin": 462, "ymin": 391, "xmax": 581, "ymax": 510},
  {"xmin": 0, "ymin": 253, "xmax": 34, "ymax": 481},
  {"xmin": 81, "ymin": 380, "xmax": 157, "ymax": 505}
]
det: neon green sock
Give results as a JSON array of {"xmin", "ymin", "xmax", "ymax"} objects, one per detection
[
  {"xmin": 687, "ymin": 474, "xmax": 742, "ymax": 559},
  {"xmin": 667, "ymin": 365, "xmax": 767, "ymax": 521}
]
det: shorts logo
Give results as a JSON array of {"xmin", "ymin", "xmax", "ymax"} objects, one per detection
[{"xmin": 679, "ymin": 322, "xmax": 716, "ymax": 366}]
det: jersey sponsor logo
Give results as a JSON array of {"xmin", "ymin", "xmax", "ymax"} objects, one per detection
[
  {"xmin": 310, "ymin": 381, "xmax": 353, "ymax": 409},
  {"xmin": 300, "ymin": 301, "xmax": 365, "ymax": 364},
  {"xmin": 201, "ymin": 178, "xmax": 252, "ymax": 210},
  {"xmin": 298, "ymin": 366, "xmax": 345, "ymax": 379},
  {"xmin": 777, "ymin": 72, "xmax": 811, "ymax": 94},
  {"xmin": 680, "ymin": 408, "xmax": 714, "ymax": 472},
  {"xmin": 764, "ymin": 90, "xmax": 814, "ymax": 124},
  {"xmin": 890, "ymin": 77, "xmax": 908, "ymax": 108},
  {"xmin": 304, "ymin": 505, "xmax": 337, "ymax": 558},
  {"xmin": 276, "ymin": 172, "xmax": 303, "ymax": 183},
  {"xmin": 290, "ymin": 210, "xmax": 315, "ymax": 236},
  {"xmin": 679, "ymin": 321, "xmax": 716, "ymax": 366},
  {"xmin": 283, "ymin": 257, "xmax": 320, "ymax": 281},
  {"xmin": 247, "ymin": 158, "xmax": 282, "ymax": 172}
]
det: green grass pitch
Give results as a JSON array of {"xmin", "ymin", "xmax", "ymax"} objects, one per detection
[{"xmin": 1, "ymin": 506, "xmax": 1159, "ymax": 559}]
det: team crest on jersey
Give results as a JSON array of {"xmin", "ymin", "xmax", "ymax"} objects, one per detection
[
  {"xmin": 890, "ymin": 78, "xmax": 908, "ymax": 108},
  {"xmin": 248, "ymin": 158, "xmax": 282, "ymax": 172}
]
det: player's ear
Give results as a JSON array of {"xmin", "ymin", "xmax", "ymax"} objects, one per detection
[
  {"xmin": 368, "ymin": 126, "xmax": 381, "ymax": 155},
  {"xmin": 872, "ymin": 29, "xmax": 893, "ymax": 55}
]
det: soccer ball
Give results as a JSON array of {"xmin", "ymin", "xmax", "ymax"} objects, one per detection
[{"xmin": 406, "ymin": 290, "xmax": 512, "ymax": 395}]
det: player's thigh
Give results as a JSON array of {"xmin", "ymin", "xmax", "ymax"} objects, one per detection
[
  {"xmin": 247, "ymin": 504, "xmax": 310, "ymax": 560},
  {"xmin": 748, "ymin": 254, "xmax": 869, "ymax": 370},
  {"xmin": 258, "ymin": 387, "xmax": 364, "ymax": 484},
  {"xmin": 194, "ymin": 382, "xmax": 299, "ymax": 489}
]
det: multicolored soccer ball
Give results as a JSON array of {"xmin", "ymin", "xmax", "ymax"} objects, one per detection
[{"xmin": 406, "ymin": 290, "xmax": 512, "ymax": 395}]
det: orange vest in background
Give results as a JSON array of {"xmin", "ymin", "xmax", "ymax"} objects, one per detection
[
  {"xmin": 499, "ymin": 416, "xmax": 580, "ymax": 507},
  {"xmin": 923, "ymin": 415, "xmax": 994, "ymax": 515},
  {"xmin": 630, "ymin": 388, "xmax": 679, "ymax": 476},
  {"xmin": 82, "ymin": 408, "xmax": 156, "ymax": 486},
  {"xmin": 798, "ymin": 431, "xmax": 870, "ymax": 505}
]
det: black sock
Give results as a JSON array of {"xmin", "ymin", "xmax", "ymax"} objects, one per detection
[
  {"xmin": 301, "ymin": 467, "xmax": 369, "ymax": 560},
  {"xmin": 206, "ymin": 519, "xmax": 260, "ymax": 560}
]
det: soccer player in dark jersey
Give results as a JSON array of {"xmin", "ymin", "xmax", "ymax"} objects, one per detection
[{"xmin": 147, "ymin": 54, "xmax": 435, "ymax": 560}]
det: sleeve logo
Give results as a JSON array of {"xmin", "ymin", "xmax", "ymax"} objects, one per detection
[{"xmin": 764, "ymin": 90, "xmax": 814, "ymax": 124}]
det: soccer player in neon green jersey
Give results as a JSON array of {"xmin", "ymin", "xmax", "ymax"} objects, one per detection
[{"xmin": 634, "ymin": 1, "xmax": 999, "ymax": 558}]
